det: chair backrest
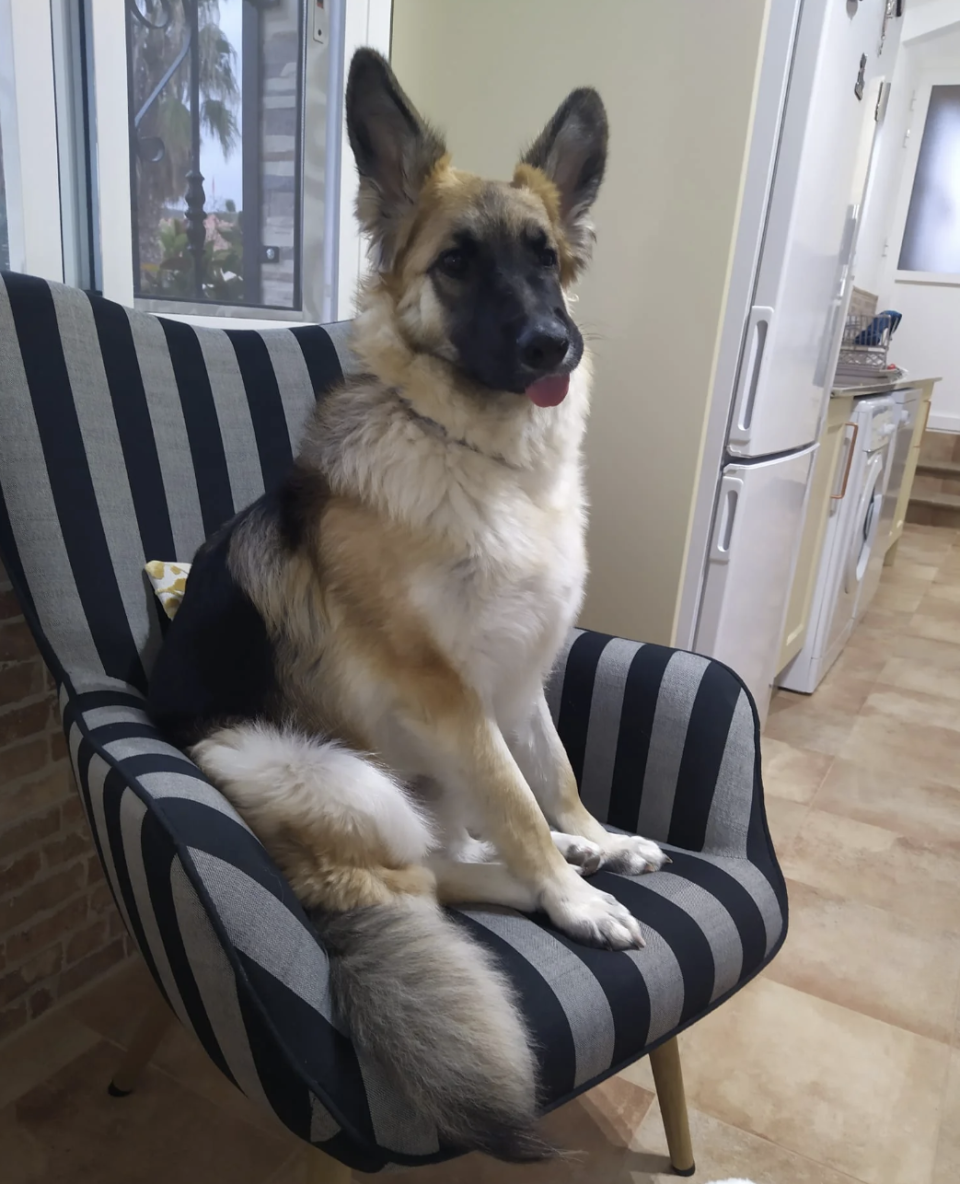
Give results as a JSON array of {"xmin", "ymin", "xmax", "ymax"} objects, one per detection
[{"xmin": 0, "ymin": 272, "xmax": 354, "ymax": 695}]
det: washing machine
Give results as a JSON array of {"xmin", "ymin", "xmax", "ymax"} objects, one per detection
[
  {"xmin": 779, "ymin": 393, "xmax": 898, "ymax": 694},
  {"xmin": 858, "ymin": 386, "xmax": 924, "ymax": 615}
]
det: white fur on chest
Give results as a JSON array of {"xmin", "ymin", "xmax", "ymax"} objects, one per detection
[{"xmin": 408, "ymin": 460, "xmax": 586, "ymax": 729}]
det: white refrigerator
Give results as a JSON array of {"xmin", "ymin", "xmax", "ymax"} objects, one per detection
[{"xmin": 679, "ymin": 0, "xmax": 896, "ymax": 722}]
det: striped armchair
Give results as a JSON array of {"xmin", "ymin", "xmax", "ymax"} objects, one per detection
[{"xmin": 0, "ymin": 271, "xmax": 787, "ymax": 1178}]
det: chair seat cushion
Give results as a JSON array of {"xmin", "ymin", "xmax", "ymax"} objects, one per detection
[{"xmin": 60, "ymin": 682, "xmax": 785, "ymax": 1171}]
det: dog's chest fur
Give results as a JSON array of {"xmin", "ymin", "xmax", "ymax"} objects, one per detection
[{"xmin": 308, "ymin": 367, "xmax": 590, "ymax": 731}]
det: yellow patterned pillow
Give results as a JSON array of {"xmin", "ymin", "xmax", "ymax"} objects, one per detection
[{"xmin": 145, "ymin": 560, "xmax": 191, "ymax": 620}]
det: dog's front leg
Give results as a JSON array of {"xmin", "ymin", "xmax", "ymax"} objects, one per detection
[
  {"xmin": 397, "ymin": 689, "xmax": 644, "ymax": 950},
  {"xmin": 509, "ymin": 692, "xmax": 669, "ymax": 876}
]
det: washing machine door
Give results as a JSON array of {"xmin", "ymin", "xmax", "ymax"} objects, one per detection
[{"xmin": 845, "ymin": 451, "xmax": 884, "ymax": 601}]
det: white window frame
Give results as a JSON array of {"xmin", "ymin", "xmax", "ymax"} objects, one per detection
[
  {"xmin": 89, "ymin": 0, "xmax": 391, "ymax": 326},
  {"xmin": 0, "ymin": 0, "xmax": 65, "ymax": 282},
  {"xmin": 890, "ymin": 69, "xmax": 960, "ymax": 288}
]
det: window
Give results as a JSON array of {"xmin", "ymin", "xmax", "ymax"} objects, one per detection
[
  {"xmin": 0, "ymin": 113, "xmax": 8, "ymax": 272},
  {"xmin": 898, "ymin": 84, "xmax": 960, "ymax": 276},
  {"xmin": 127, "ymin": 0, "xmax": 304, "ymax": 310}
]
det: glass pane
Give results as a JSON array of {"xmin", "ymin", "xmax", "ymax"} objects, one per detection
[
  {"xmin": 898, "ymin": 84, "xmax": 960, "ymax": 275},
  {"xmin": 127, "ymin": 0, "xmax": 304, "ymax": 308},
  {"xmin": 0, "ymin": 116, "xmax": 8, "ymax": 271}
]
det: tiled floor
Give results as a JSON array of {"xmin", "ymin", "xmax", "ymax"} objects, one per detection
[{"xmin": 1, "ymin": 523, "xmax": 958, "ymax": 1184}]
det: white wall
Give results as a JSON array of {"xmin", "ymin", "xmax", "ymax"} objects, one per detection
[
  {"xmin": 391, "ymin": 0, "xmax": 768, "ymax": 643},
  {"xmin": 855, "ymin": 25, "xmax": 960, "ymax": 430}
]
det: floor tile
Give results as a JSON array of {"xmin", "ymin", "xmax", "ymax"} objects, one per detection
[
  {"xmin": 760, "ymin": 738, "xmax": 833, "ymax": 803},
  {"xmin": 763, "ymin": 682, "xmax": 864, "ymax": 756},
  {"xmin": 766, "ymin": 879, "xmax": 960, "ymax": 1042},
  {"xmin": 632, "ymin": 1099, "xmax": 861, "ymax": 1184},
  {"xmin": 861, "ymin": 684, "xmax": 960, "ymax": 734},
  {"xmin": 846, "ymin": 608, "xmax": 914, "ymax": 649},
  {"xmin": 933, "ymin": 1050, "xmax": 960, "ymax": 1184},
  {"xmin": 762, "ymin": 796, "xmax": 809, "ymax": 855},
  {"xmin": 887, "ymin": 631, "xmax": 960, "ymax": 669},
  {"xmin": 0, "ymin": 1007, "xmax": 100, "ymax": 1111},
  {"xmin": 840, "ymin": 709, "xmax": 960, "ymax": 789},
  {"xmin": 781, "ymin": 808, "xmax": 960, "ymax": 934},
  {"xmin": 394, "ymin": 1077, "xmax": 656, "ymax": 1184},
  {"xmin": 908, "ymin": 611, "xmax": 960, "ymax": 647},
  {"xmin": 0, "ymin": 1040, "xmax": 290, "ymax": 1184},
  {"xmin": 882, "ymin": 559, "xmax": 938, "ymax": 584},
  {"xmin": 68, "ymin": 959, "xmax": 289, "ymax": 1139},
  {"xmin": 877, "ymin": 652, "xmax": 960, "ymax": 703},
  {"xmin": 925, "ymin": 578, "xmax": 960, "ymax": 604},
  {"xmin": 815, "ymin": 756, "xmax": 960, "ymax": 845},
  {"xmin": 627, "ymin": 977, "xmax": 949, "ymax": 1184},
  {"xmin": 871, "ymin": 580, "xmax": 931, "ymax": 614},
  {"xmin": 820, "ymin": 641, "xmax": 890, "ymax": 683}
]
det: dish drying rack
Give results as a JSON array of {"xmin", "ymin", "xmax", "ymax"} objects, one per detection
[{"xmin": 834, "ymin": 311, "xmax": 902, "ymax": 384}]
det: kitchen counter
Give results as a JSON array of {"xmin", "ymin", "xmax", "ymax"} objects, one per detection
[{"xmin": 831, "ymin": 375, "xmax": 941, "ymax": 397}]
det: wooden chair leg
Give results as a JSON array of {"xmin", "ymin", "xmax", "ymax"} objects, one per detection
[
  {"xmin": 304, "ymin": 1148, "xmax": 351, "ymax": 1184},
  {"xmin": 107, "ymin": 996, "xmax": 173, "ymax": 1097},
  {"xmin": 649, "ymin": 1036, "xmax": 695, "ymax": 1177}
]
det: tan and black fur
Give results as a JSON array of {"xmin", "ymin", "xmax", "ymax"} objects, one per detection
[{"xmin": 148, "ymin": 49, "xmax": 666, "ymax": 1161}]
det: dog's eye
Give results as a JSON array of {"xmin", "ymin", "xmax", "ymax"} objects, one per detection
[
  {"xmin": 538, "ymin": 245, "xmax": 558, "ymax": 268},
  {"xmin": 437, "ymin": 249, "xmax": 469, "ymax": 278}
]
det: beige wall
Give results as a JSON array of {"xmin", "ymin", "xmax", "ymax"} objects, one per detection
[{"xmin": 392, "ymin": 0, "xmax": 767, "ymax": 643}]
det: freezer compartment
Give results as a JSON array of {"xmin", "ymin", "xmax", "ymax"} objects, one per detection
[{"xmin": 694, "ymin": 445, "xmax": 818, "ymax": 723}]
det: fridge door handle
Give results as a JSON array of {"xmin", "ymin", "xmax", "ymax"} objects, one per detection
[
  {"xmin": 710, "ymin": 475, "xmax": 744, "ymax": 563},
  {"xmin": 730, "ymin": 306, "xmax": 774, "ymax": 446}
]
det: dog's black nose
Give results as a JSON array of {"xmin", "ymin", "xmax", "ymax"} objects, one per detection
[{"xmin": 518, "ymin": 322, "xmax": 569, "ymax": 373}]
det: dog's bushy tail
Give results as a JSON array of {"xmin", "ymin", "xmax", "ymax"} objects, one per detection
[{"xmin": 315, "ymin": 898, "xmax": 557, "ymax": 1162}]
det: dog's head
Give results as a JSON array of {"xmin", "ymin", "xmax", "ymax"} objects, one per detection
[{"xmin": 345, "ymin": 50, "xmax": 607, "ymax": 404}]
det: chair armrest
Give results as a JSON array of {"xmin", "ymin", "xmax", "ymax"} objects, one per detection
[
  {"xmin": 548, "ymin": 630, "xmax": 765, "ymax": 858},
  {"xmin": 56, "ymin": 680, "xmax": 390, "ymax": 1168}
]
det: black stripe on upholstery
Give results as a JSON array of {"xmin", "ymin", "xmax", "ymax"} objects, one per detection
[
  {"xmin": 606, "ymin": 644, "xmax": 675, "ymax": 832},
  {"xmin": 81, "ymin": 720, "xmax": 166, "ymax": 746},
  {"xmin": 8, "ymin": 275, "xmax": 146, "ymax": 688},
  {"xmin": 597, "ymin": 871, "xmax": 716, "ymax": 1022},
  {"xmin": 89, "ymin": 293, "xmax": 177, "ymax": 561},
  {"xmin": 290, "ymin": 325, "xmax": 344, "ymax": 397},
  {"xmin": 236, "ymin": 950, "xmax": 375, "ymax": 1149},
  {"xmin": 140, "ymin": 809, "xmax": 235, "ymax": 1083},
  {"xmin": 317, "ymin": 1130, "xmax": 386, "ymax": 1174},
  {"xmin": 159, "ymin": 318, "xmax": 234, "ymax": 537},
  {"xmin": 666, "ymin": 850, "xmax": 768, "ymax": 974},
  {"xmin": 451, "ymin": 911, "xmax": 578, "ymax": 1098},
  {"xmin": 225, "ymin": 330, "xmax": 294, "ymax": 492},
  {"xmin": 72, "ymin": 739, "xmax": 119, "ymax": 918},
  {"xmin": 67, "ymin": 689, "xmax": 147, "ymax": 715},
  {"xmin": 110, "ymin": 749, "xmax": 211, "ymax": 783},
  {"xmin": 556, "ymin": 630, "xmax": 610, "ymax": 788},
  {"xmin": 667, "ymin": 662, "xmax": 740, "ymax": 851},
  {"xmin": 527, "ymin": 915, "xmax": 652, "ymax": 1068},
  {"xmin": 99, "ymin": 764, "xmax": 168, "ymax": 995}
]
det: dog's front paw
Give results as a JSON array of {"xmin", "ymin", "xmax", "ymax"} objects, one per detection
[
  {"xmin": 540, "ymin": 875, "xmax": 644, "ymax": 950},
  {"xmin": 598, "ymin": 833, "xmax": 670, "ymax": 876},
  {"xmin": 552, "ymin": 831, "xmax": 603, "ymax": 875}
]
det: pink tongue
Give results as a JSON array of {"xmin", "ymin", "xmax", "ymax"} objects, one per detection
[{"xmin": 525, "ymin": 373, "xmax": 570, "ymax": 407}]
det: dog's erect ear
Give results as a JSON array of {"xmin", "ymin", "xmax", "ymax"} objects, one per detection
[
  {"xmin": 520, "ymin": 88, "xmax": 608, "ymax": 273},
  {"xmin": 346, "ymin": 49, "xmax": 447, "ymax": 268}
]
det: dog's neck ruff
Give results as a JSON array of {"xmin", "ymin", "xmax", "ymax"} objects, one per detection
[{"xmin": 391, "ymin": 389, "xmax": 522, "ymax": 470}]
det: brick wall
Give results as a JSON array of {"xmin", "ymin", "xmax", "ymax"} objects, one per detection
[{"xmin": 0, "ymin": 560, "xmax": 132, "ymax": 1043}]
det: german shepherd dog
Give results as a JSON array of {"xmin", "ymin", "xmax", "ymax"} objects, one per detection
[{"xmin": 149, "ymin": 49, "xmax": 666, "ymax": 1161}]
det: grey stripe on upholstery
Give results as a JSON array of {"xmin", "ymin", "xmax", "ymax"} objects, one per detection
[
  {"xmin": 579, "ymin": 637, "xmax": 643, "ymax": 821},
  {"xmin": 636, "ymin": 652, "xmax": 711, "ymax": 840}
]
